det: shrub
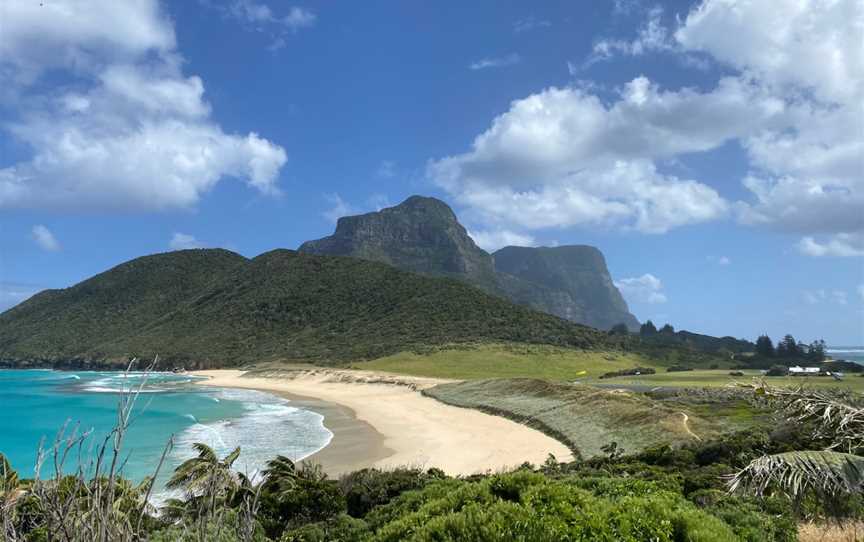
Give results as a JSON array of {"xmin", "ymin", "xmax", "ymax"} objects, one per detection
[
  {"xmin": 766, "ymin": 365, "xmax": 789, "ymax": 376},
  {"xmin": 339, "ymin": 467, "xmax": 444, "ymax": 517}
]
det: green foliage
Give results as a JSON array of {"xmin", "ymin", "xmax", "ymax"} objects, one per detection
[
  {"xmin": 766, "ymin": 365, "xmax": 789, "ymax": 376},
  {"xmin": 0, "ymin": 249, "xmax": 619, "ymax": 368},
  {"xmin": 755, "ymin": 335, "xmax": 775, "ymax": 358},
  {"xmin": 339, "ymin": 467, "xmax": 444, "ymax": 518},
  {"xmin": 640, "ymin": 320, "xmax": 658, "ymax": 336}
]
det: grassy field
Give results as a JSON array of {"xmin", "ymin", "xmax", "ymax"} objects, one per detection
[
  {"xmin": 585, "ymin": 369, "xmax": 864, "ymax": 393},
  {"xmin": 356, "ymin": 343, "xmax": 663, "ymax": 380},
  {"xmin": 359, "ymin": 346, "xmax": 864, "ymax": 394},
  {"xmin": 423, "ymin": 378, "xmax": 760, "ymax": 458}
]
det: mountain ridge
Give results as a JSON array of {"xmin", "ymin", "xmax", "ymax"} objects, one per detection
[
  {"xmin": 300, "ymin": 195, "xmax": 639, "ymax": 330},
  {"xmin": 0, "ymin": 248, "xmax": 615, "ymax": 369}
]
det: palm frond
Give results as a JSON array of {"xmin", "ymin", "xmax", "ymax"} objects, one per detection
[{"xmin": 729, "ymin": 450, "xmax": 864, "ymax": 499}]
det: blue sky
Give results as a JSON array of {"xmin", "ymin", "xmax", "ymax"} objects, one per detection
[{"xmin": 1, "ymin": 0, "xmax": 862, "ymax": 345}]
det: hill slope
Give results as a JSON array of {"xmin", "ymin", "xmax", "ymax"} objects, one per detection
[
  {"xmin": 0, "ymin": 249, "xmax": 614, "ymax": 369},
  {"xmin": 299, "ymin": 195, "xmax": 639, "ymax": 330}
]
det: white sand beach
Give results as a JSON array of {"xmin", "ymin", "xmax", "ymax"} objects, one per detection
[{"xmin": 192, "ymin": 368, "xmax": 573, "ymax": 476}]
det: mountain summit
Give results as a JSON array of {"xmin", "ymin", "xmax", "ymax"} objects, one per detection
[{"xmin": 300, "ymin": 196, "xmax": 639, "ymax": 330}]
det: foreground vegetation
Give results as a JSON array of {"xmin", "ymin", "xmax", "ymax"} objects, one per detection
[{"xmin": 1, "ymin": 368, "xmax": 861, "ymax": 541}]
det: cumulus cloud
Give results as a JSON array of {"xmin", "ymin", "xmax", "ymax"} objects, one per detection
[
  {"xmin": 797, "ymin": 233, "xmax": 864, "ymax": 258},
  {"xmin": 468, "ymin": 229, "xmax": 536, "ymax": 252},
  {"xmin": 431, "ymin": 0, "xmax": 862, "ymax": 245},
  {"xmin": 0, "ymin": 0, "xmax": 287, "ymax": 212},
  {"xmin": 31, "ymin": 225, "xmax": 60, "ymax": 252},
  {"xmin": 615, "ymin": 274, "xmax": 668, "ymax": 304},
  {"xmin": 469, "ymin": 54, "xmax": 521, "ymax": 70},
  {"xmin": 676, "ymin": 0, "xmax": 864, "ymax": 246},
  {"xmin": 427, "ymin": 77, "xmax": 775, "ymax": 232},
  {"xmin": 169, "ymin": 233, "xmax": 205, "ymax": 250}
]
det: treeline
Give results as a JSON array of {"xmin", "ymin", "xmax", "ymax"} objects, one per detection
[{"xmin": 754, "ymin": 334, "xmax": 826, "ymax": 363}]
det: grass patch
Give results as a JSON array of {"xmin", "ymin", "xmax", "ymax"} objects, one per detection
[
  {"xmin": 586, "ymin": 369, "xmax": 864, "ymax": 393},
  {"xmin": 423, "ymin": 378, "xmax": 742, "ymax": 458},
  {"xmin": 357, "ymin": 343, "xmax": 663, "ymax": 380}
]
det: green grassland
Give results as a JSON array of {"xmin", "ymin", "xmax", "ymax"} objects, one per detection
[
  {"xmin": 356, "ymin": 343, "xmax": 666, "ymax": 380},
  {"xmin": 359, "ymin": 345, "xmax": 864, "ymax": 395},
  {"xmin": 585, "ymin": 369, "xmax": 864, "ymax": 393},
  {"xmin": 423, "ymin": 378, "xmax": 761, "ymax": 458}
]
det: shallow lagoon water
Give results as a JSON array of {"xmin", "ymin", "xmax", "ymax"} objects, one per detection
[{"xmin": 0, "ymin": 370, "xmax": 332, "ymax": 495}]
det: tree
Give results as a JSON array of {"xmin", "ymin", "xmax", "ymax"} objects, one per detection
[
  {"xmin": 776, "ymin": 334, "xmax": 799, "ymax": 358},
  {"xmin": 609, "ymin": 323, "xmax": 629, "ymax": 335},
  {"xmin": 807, "ymin": 339, "xmax": 827, "ymax": 362},
  {"xmin": 659, "ymin": 323, "xmax": 675, "ymax": 334},
  {"xmin": 730, "ymin": 385, "xmax": 864, "ymax": 515},
  {"xmin": 755, "ymin": 334, "xmax": 775, "ymax": 358},
  {"xmin": 639, "ymin": 320, "xmax": 658, "ymax": 336},
  {"xmin": 166, "ymin": 443, "xmax": 243, "ymax": 519}
]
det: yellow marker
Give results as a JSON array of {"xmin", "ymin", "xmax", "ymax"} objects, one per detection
[{"xmin": 574, "ymin": 370, "xmax": 587, "ymax": 377}]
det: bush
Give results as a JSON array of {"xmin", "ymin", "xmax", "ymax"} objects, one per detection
[
  {"xmin": 667, "ymin": 365, "xmax": 694, "ymax": 372},
  {"xmin": 339, "ymin": 467, "xmax": 444, "ymax": 517},
  {"xmin": 766, "ymin": 364, "xmax": 789, "ymax": 376},
  {"xmin": 599, "ymin": 367, "xmax": 657, "ymax": 379}
]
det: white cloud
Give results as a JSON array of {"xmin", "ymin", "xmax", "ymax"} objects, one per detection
[
  {"xmin": 0, "ymin": 0, "xmax": 287, "ymax": 212},
  {"xmin": 229, "ymin": 1, "xmax": 316, "ymax": 31},
  {"xmin": 803, "ymin": 289, "xmax": 850, "ymax": 305},
  {"xmin": 614, "ymin": 274, "xmax": 668, "ymax": 304},
  {"xmin": 323, "ymin": 193, "xmax": 358, "ymax": 223},
  {"xmin": 675, "ymin": 0, "xmax": 864, "ymax": 243},
  {"xmin": 469, "ymin": 53, "xmax": 521, "ymax": 71},
  {"xmin": 376, "ymin": 160, "xmax": 397, "ymax": 179},
  {"xmin": 0, "ymin": 0, "xmax": 175, "ymax": 85},
  {"xmin": 514, "ymin": 16, "xmax": 551, "ymax": 34},
  {"xmin": 169, "ymin": 233, "xmax": 204, "ymax": 250},
  {"xmin": 427, "ymin": 78, "xmax": 774, "ymax": 233},
  {"xmin": 432, "ymin": 0, "xmax": 862, "ymax": 246},
  {"xmin": 586, "ymin": 7, "xmax": 672, "ymax": 66},
  {"xmin": 468, "ymin": 229, "xmax": 536, "ymax": 252},
  {"xmin": 718, "ymin": 256, "xmax": 731, "ymax": 266},
  {"xmin": 31, "ymin": 225, "xmax": 60, "ymax": 252},
  {"xmin": 797, "ymin": 233, "xmax": 864, "ymax": 258}
]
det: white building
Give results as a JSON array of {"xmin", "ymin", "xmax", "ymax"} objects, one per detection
[{"xmin": 788, "ymin": 366, "xmax": 821, "ymax": 375}]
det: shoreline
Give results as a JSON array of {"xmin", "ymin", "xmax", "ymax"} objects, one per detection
[{"xmin": 192, "ymin": 368, "xmax": 573, "ymax": 476}]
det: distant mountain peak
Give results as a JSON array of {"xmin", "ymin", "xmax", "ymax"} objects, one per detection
[{"xmin": 300, "ymin": 195, "xmax": 639, "ymax": 331}]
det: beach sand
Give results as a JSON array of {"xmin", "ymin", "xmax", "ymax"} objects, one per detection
[{"xmin": 193, "ymin": 368, "xmax": 573, "ymax": 476}]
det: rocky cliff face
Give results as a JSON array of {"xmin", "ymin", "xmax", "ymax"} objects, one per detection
[
  {"xmin": 299, "ymin": 196, "xmax": 500, "ymax": 291},
  {"xmin": 493, "ymin": 246, "xmax": 639, "ymax": 331},
  {"xmin": 300, "ymin": 196, "xmax": 639, "ymax": 331}
]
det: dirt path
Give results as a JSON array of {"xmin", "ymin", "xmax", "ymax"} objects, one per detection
[{"xmin": 678, "ymin": 412, "xmax": 701, "ymax": 441}]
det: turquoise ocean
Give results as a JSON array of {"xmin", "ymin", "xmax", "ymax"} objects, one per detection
[{"xmin": 0, "ymin": 370, "xmax": 332, "ymax": 497}]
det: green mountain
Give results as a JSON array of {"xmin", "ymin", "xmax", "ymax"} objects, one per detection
[
  {"xmin": 0, "ymin": 248, "xmax": 613, "ymax": 369},
  {"xmin": 300, "ymin": 195, "xmax": 639, "ymax": 330}
]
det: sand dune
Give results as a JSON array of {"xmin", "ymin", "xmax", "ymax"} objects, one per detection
[{"xmin": 192, "ymin": 369, "xmax": 573, "ymax": 475}]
